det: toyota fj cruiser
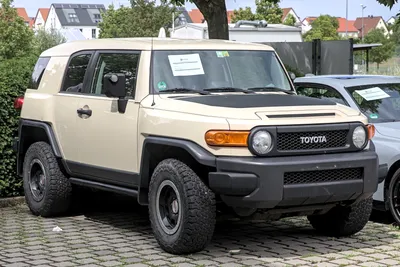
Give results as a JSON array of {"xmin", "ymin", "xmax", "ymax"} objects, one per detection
[{"xmin": 14, "ymin": 37, "xmax": 379, "ymax": 255}]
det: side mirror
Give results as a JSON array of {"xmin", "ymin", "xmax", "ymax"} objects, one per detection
[
  {"xmin": 103, "ymin": 73, "xmax": 126, "ymax": 98},
  {"xmin": 103, "ymin": 73, "xmax": 128, "ymax": 114},
  {"xmin": 289, "ymin": 72, "xmax": 296, "ymax": 81}
]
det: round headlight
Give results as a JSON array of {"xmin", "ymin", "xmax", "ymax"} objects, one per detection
[
  {"xmin": 352, "ymin": 126, "xmax": 367, "ymax": 149},
  {"xmin": 252, "ymin": 130, "xmax": 273, "ymax": 155}
]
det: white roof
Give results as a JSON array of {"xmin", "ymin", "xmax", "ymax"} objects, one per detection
[{"xmin": 171, "ymin": 22, "xmax": 301, "ymax": 32}]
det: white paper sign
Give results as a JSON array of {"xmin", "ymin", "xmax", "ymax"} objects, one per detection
[
  {"xmin": 355, "ymin": 87, "xmax": 391, "ymax": 101},
  {"xmin": 168, "ymin": 54, "xmax": 205, "ymax": 77}
]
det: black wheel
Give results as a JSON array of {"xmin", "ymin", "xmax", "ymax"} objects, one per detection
[
  {"xmin": 23, "ymin": 141, "xmax": 72, "ymax": 217},
  {"xmin": 148, "ymin": 159, "xmax": 216, "ymax": 254},
  {"xmin": 307, "ymin": 197, "xmax": 373, "ymax": 237},
  {"xmin": 387, "ymin": 169, "xmax": 400, "ymax": 225}
]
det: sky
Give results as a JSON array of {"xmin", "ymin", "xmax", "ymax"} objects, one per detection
[{"xmin": 14, "ymin": 0, "xmax": 400, "ymax": 21}]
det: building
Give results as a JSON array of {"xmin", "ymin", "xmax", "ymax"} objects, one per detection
[
  {"xmin": 45, "ymin": 3, "xmax": 106, "ymax": 39},
  {"xmin": 337, "ymin": 18, "xmax": 359, "ymax": 38},
  {"xmin": 187, "ymin": 8, "xmax": 234, "ymax": 24},
  {"xmin": 353, "ymin": 15, "xmax": 389, "ymax": 38},
  {"xmin": 301, "ymin": 17, "xmax": 317, "ymax": 34},
  {"xmin": 387, "ymin": 16, "xmax": 397, "ymax": 26},
  {"xmin": 15, "ymin": 8, "xmax": 31, "ymax": 27},
  {"xmin": 34, "ymin": 8, "xmax": 50, "ymax": 30},
  {"xmin": 281, "ymin": 8, "xmax": 301, "ymax": 25}
]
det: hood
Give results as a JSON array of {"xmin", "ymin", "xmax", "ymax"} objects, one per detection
[
  {"xmin": 375, "ymin": 122, "xmax": 400, "ymax": 139},
  {"xmin": 143, "ymin": 93, "xmax": 365, "ymax": 125}
]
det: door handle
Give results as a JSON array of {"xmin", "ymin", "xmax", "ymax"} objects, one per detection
[{"xmin": 77, "ymin": 108, "xmax": 92, "ymax": 117}]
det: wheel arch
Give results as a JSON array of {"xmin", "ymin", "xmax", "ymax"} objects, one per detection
[
  {"xmin": 17, "ymin": 119, "xmax": 63, "ymax": 176},
  {"xmin": 137, "ymin": 136, "xmax": 216, "ymax": 205},
  {"xmin": 384, "ymin": 158, "xmax": 400, "ymax": 209}
]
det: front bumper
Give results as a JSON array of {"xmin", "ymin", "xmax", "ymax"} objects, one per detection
[{"xmin": 208, "ymin": 150, "xmax": 379, "ymax": 209}]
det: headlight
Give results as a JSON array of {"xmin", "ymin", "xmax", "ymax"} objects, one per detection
[
  {"xmin": 352, "ymin": 126, "xmax": 367, "ymax": 149},
  {"xmin": 252, "ymin": 130, "xmax": 273, "ymax": 155}
]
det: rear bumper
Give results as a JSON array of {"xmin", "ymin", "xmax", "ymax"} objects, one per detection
[{"xmin": 208, "ymin": 150, "xmax": 379, "ymax": 209}]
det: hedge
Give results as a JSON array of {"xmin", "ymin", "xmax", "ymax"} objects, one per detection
[{"xmin": 0, "ymin": 55, "xmax": 37, "ymax": 197}]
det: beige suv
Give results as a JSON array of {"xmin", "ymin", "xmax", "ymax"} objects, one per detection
[{"xmin": 14, "ymin": 38, "xmax": 379, "ymax": 255}]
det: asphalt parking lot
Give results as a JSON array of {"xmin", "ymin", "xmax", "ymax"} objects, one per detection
[{"xmin": 1, "ymin": 193, "xmax": 400, "ymax": 267}]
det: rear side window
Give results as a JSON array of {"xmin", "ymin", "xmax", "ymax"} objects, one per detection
[
  {"xmin": 61, "ymin": 53, "xmax": 92, "ymax": 92},
  {"xmin": 29, "ymin": 57, "xmax": 50, "ymax": 89}
]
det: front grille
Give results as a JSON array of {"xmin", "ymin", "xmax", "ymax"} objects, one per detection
[
  {"xmin": 284, "ymin": 168, "xmax": 363, "ymax": 185},
  {"xmin": 277, "ymin": 130, "xmax": 348, "ymax": 151}
]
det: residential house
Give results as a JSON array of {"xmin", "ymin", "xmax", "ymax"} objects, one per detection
[
  {"xmin": 387, "ymin": 16, "xmax": 397, "ymax": 26},
  {"xmin": 45, "ymin": 3, "xmax": 106, "ymax": 39},
  {"xmin": 353, "ymin": 15, "xmax": 389, "ymax": 38},
  {"xmin": 301, "ymin": 17, "xmax": 317, "ymax": 34},
  {"xmin": 337, "ymin": 18, "xmax": 359, "ymax": 38},
  {"xmin": 34, "ymin": 8, "xmax": 50, "ymax": 30},
  {"xmin": 15, "ymin": 8, "xmax": 31, "ymax": 27},
  {"xmin": 281, "ymin": 8, "xmax": 301, "ymax": 25},
  {"xmin": 187, "ymin": 8, "xmax": 234, "ymax": 23}
]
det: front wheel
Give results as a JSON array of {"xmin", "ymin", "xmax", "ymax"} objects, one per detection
[
  {"xmin": 387, "ymin": 169, "xmax": 400, "ymax": 225},
  {"xmin": 308, "ymin": 197, "xmax": 373, "ymax": 237},
  {"xmin": 148, "ymin": 159, "xmax": 216, "ymax": 255}
]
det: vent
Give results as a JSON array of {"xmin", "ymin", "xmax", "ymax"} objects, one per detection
[{"xmin": 284, "ymin": 168, "xmax": 363, "ymax": 185}]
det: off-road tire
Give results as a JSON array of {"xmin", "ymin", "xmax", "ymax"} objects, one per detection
[
  {"xmin": 307, "ymin": 197, "xmax": 373, "ymax": 237},
  {"xmin": 23, "ymin": 141, "xmax": 72, "ymax": 217},
  {"xmin": 387, "ymin": 169, "xmax": 400, "ymax": 225},
  {"xmin": 148, "ymin": 158, "xmax": 216, "ymax": 254}
]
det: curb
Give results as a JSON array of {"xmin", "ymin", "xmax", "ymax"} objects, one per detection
[{"xmin": 0, "ymin": 196, "xmax": 25, "ymax": 208}]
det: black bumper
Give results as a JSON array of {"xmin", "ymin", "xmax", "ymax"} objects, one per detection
[{"xmin": 208, "ymin": 150, "xmax": 379, "ymax": 209}]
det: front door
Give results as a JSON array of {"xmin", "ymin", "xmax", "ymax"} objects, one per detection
[{"xmin": 68, "ymin": 50, "xmax": 141, "ymax": 188}]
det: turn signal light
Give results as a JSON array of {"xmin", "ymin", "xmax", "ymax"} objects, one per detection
[
  {"xmin": 205, "ymin": 130, "xmax": 249, "ymax": 147},
  {"xmin": 367, "ymin": 124, "xmax": 375, "ymax": 140}
]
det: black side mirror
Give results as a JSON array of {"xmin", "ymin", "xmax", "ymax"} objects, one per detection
[
  {"xmin": 103, "ymin": 73, "xmax": 128, "ymax": 113},
  {"xmin": 103, "ymin": 73, "xmax": 126, "ymax": 97},
  {"xmin": 289, "ymin": 72, "xmax": 296, "ymax": 81}
]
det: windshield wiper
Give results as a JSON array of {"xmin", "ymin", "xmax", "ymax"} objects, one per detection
[
  {"xmin": 247, "ymin": 86, "xmax": 295, "ymax": 95},
  {"xmin": 159, "ymin": 88, "xmax": 210, "ymax": 95},
  {"xmin": 203, "ymin": 87, "xmax": 255, "ymax": 94}
]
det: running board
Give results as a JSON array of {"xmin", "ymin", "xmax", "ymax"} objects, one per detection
[{"xmin": 69, "ymin": 177, "xmax": 138, "ymax": 197}]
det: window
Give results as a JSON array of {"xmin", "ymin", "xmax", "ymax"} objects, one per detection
[
  {"xmin": 92, "ymin": 29, "xmax": 96, "ymax": 39},
  {"xmin": 296, "ymin": 85, "xmax": 348, "ymax": 106},
  {"xmin": 29, "ymin": 57, "xmax": 51, "ymax": 89},
  {"xmin": 62, "ymin": 53, "xmax": 92, "ymax": 92},
  {"xmin": 67, "ymin": 12, "xmax": 79, "ymax": 23},
  {"xmin": 90, "ymin": 53, "xmax": 140, "ymax": 98},
  {"xmin": 93, "ymin": 13, "xmax": 101, "ymax": 19}
]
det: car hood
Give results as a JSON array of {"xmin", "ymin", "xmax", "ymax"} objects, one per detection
[
  {"xmin": 375, "ymin": 122, "xmax": 400, "ymax": 139},
  {"xmin": 142, "ymin": 93, "xmax": 366, "ymax": 125}
]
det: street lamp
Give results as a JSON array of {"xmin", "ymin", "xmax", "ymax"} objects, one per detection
[{"xmin": 361, "ymin": 4, "xmax": 367, "ymax": 41}]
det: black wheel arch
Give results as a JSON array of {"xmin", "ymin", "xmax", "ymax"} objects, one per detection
[
  {"xmin": 137, "ymin": 136, "xmax": 217, "ymax": 205},
  {"xmin": 16, "ymin": 119, "xmax": 63, "ymax": 177},
  {"xmin": 385, "ymin": 159, "xmax": 400, "ymax": 210}
]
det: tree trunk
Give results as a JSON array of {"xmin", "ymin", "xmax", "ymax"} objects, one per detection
[{"xmin": 193, "ymin": 0, "xmax": 229, "ymax": 40}]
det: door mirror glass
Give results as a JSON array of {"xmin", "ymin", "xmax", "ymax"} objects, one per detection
[{"xmin": 103, "ymin": 73, "xmax": 126, "ymax": 98}]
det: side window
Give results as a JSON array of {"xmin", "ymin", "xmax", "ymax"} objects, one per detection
[
  {"xmin": 90, "ymin": 53, "xmax": 140, "ymax": 98},
  {"xmin": 61, "ymin": 53, "xmax": 92, "ymax": 92},
  {"xmin": 29, "ymin": 57, "xmax": 50, "ymax": 89},
  {"xmin": 296, "ymin": 85, "xmax": 348, "ymax": 106}
]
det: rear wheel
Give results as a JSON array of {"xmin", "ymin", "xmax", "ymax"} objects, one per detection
[
  {"xmin": 23, "ymin": 141, "xmax": 72, "ymax": 217},
  {"xmin": 387, "ymin": 169, "xmax": 400, "ymax": 225},
  {"xmin": 308, "ymin": 197, "xmax": 373, "ymax": 237},
  {"xmin": 148, "ymin": 159, "xmax": 216, "ymax": 254}
]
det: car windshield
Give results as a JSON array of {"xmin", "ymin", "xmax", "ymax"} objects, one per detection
[
  {"xmin": 151, "ymin": 50, "xmax": 293, "ymax": 94},
  {"xmin": 346, "ymin": 83, "xmax": 400, "ymax": 123}
]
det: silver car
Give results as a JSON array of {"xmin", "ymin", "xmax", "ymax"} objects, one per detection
[{"xmin": 294, "ymin": 74, "xmax": 399, "ymax": 224}]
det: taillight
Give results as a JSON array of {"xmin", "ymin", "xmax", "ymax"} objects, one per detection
[{"xmin": 14, "ymin": 96, "xmax": 24, "ymax": 110}]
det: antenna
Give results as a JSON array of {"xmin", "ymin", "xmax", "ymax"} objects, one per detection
[{"xmin": 151, "ymin": 37, "xmax": 156, "ymax": 107}]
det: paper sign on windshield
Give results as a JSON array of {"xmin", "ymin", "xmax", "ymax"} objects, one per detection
[
  {"xmin": 168, "ymin": 54, "xmax": 205, "ymax": 77},
  {"xmin": 355, "ymin": 87, "xmax": 390, "ymax": 101}
]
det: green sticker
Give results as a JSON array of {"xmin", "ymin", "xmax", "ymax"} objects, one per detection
[
  {"xmin": 370, "ymin": 113, "xmax": 378, "ymax": 119},
  {"xmin": 216, "ymin": 51, "xmax": 229, "ymax": 58},
  {"xmin": 157, "ymin": 81, "xmax": 167, "ymax": 90}
]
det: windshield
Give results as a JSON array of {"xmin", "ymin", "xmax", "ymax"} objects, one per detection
[
  {"xmin": 346, "ymin": 83, "xmax": 400, "ymax": 123},
  {"xmin": 151, "ymin": 50, "xmax": 293, "ymax": 93}
]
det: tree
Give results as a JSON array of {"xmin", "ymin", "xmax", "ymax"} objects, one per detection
[
  {"xmin": 302, "ymin": 15, "xmax": 341, "ymax": 42},
  {"xmin": 283, "ymin": 13, "xmax": 296, "ymax": 26},
  {"xmin": 0, "ymin": 0, "xmax": 34, "ymax": 60},
  {"xmin": 363, "ymin": 28, "xmax": 396, "ymax": 68},
  {"xmin": 34, "ymin": 28, "xmax": 66, "ymax": 55},
  {"xmin": 99, "ymin": 0, "xmax": 176, "ymax": 38},
  {"xmin": 254, "ymin": 0, "xmax": 282, "ymax": 24},
  {"xmin": 231, "ymin": 7, "xmax": 255, "ymax": 23}
]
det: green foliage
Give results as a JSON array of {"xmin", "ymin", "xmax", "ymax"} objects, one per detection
[
  {"xmin": 284, "ymin": 64, "xmax": 304, "ymax": 77},
  {"xmin": 363, "ymin": 28, "xmax": 396, "ymax": 68},
  {"xmin": 303, "ymin": 15, "xmax": 341, "ymax": 42},
  {"xmin": 33, "ymin": 28, "xmax": 66, "ymax": 55},
  {"xmin": 283, "ymin": 13, "xmax": 296, "ymax": 26},
  {"xmin": 231, "ymin": 0, "xmax": 283, "ymax": 24},
  {"xmin": 99, "ymin": 0, "xmax": 176, "ymax": 38},
  {"xmin": 0, "ymin": 0, "xmax": 34, "ymax": 60},
  {"xmin": 376, "ymin": 0, "xmax": 397, "ymax": 7}
]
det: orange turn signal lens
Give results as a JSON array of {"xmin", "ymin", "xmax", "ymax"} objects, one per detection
[
  {"xmin": 205, "ymin": 130, "xmax": 249, "ymax": 147},
  {"xmin": 367, "ymin": 124, "xmax": 375, "ymax": 140}
]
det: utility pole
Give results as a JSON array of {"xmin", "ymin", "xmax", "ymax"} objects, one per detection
[{"xmin": 361, "ymin": 4, "xmax": 366, "ymax": 41}]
